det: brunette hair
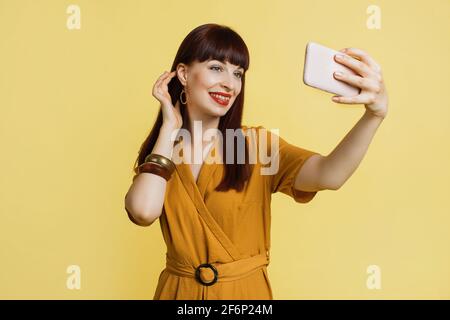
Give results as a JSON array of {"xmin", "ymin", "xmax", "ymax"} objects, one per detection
[{"xmin": 133, "ymin": 23, "xmax": 253, "ymax": 192}]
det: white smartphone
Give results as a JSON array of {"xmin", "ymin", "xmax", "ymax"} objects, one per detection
[{"xmin": 303, "ymin": 41, "xmax": 361, "ymax": 97}]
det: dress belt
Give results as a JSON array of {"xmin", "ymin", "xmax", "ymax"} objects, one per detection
[{"xmin": 165, "ymin": 253, "xmax": 270, "ymax": 285}]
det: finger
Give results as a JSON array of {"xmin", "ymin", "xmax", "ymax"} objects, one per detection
[
  {"xmin": 158, "ymin": 71, "xmax": 170, "ymax": 80},
  {"xmin": 154, "ymin": 71, "xmax": 170, "ymax": 89},
  {"xmin": 155, "ymin": 73, "xmax": 172, "ymax": 94},
  {"xmin": 331, "ymin": 93, "xmax": 373, "ymax": 104},
  {"xmin": 333, "ymin": 72, "xmax": 380, "ymax": 91},
  {"xmin": 334, "ymin": 53, "xmax": 373, "ymax": 77},
  {"xmin": 158, "ymin": 71, "xmax": 176, "ymax": 91},
  {"xmin": 153, "ymin": 75, "xmax": 169, "ymax": 98},
  {"xmin": 153, "ymin": 71, "xmax": 176, "ymax": 100},
  {"xmin": 340, "ymin": 48, "xmax": 381, "ymax": 72},
  {"xmin": 162, "ymin": 71, "xmax": 176, "ymax": 86}
]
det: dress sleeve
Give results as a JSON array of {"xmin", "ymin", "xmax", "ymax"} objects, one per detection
[{"xmin": 259, "ymin": 126, "xmax": 322, "ymax": 203}]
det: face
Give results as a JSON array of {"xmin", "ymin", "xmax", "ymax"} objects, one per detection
[{"xmin": 176, "ymin": 59, "xmax": 244, "ymax": 119}]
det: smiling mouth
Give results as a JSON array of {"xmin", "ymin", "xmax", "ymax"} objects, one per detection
[{"xmin": 209, "ymin": 92, "xmax": 231, "ymax": 106}]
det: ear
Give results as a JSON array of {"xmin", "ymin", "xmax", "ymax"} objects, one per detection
[{"xmin": 176, "ymin": 63, "xmax": 188, "ymax": 86}]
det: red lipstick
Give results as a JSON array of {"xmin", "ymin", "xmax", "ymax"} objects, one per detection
[{"xmin": 209, "ymin": 92, "xmax": 231, "ymax": 106}]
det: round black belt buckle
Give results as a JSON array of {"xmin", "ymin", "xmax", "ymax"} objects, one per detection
[{"xmin": 195, "ymin": 263, "xmax": 218, "ymax": 286}]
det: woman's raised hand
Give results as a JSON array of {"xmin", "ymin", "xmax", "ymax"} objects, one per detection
[{"xmin": 152, "ymin": 71, "xmax": 183, "ymax": 130}]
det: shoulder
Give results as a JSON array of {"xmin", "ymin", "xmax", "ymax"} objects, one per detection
[
  {"xmin": 240, "ymin": 125, "xmax": 278, "ymax": 152},
  {"xmin": 241, "ymin": 124, "xmax": 276, "ymax": 140},
  {"xmin": 241, "ymin": 125, "xmax": 265, "ymax": 142},
  {"xmin": 241, "ymin": 124, "xmax": 265, "ymax": 134}
]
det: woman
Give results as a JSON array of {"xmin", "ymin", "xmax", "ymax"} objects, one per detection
[{"xmin": 124, "ymin": 23, "xmax": 388, "ymax": 300}]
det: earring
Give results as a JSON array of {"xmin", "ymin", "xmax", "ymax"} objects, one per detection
[{"xmin": 180, "ymin": 88, "xmax": 187, "ymax": 104}]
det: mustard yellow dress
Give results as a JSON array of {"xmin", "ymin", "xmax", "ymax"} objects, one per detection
[{"xmin": 133, "ymin": 125, "xmax": 321, "ymax": 300}]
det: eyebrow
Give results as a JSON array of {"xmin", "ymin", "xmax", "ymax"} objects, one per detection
[{"xmin": 210, "ymin": 60, "xmax": 244, "ymax": 72}]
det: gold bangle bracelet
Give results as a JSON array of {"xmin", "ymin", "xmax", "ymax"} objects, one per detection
[
  {"xmin": 144, "ymin": 153, "xmax": 176, "ymax": 173},
  {"xmin": 137, "ymin": 161, "xmax": 172, "ymax": 181},
  {"xmin": 145, "ymin": 153, "xmax": 175, "ymax": 171}
]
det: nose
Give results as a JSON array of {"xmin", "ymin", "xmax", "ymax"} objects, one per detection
[{"xmin": 220, "ymin": 74, "xmax": 235, "ymax": 93}]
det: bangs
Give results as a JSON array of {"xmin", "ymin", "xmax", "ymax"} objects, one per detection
[{"xmin": 191, "ymin": 27, "xmax": 250, "ymax": 71}]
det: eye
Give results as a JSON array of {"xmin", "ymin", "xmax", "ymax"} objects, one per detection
[{"xmin": 210, "ymin": 65, "xmax": 243, "ymax": 79}]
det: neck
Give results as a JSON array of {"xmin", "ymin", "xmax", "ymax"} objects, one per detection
[{"xmin": 186, "ymin": 110, "xmax": 220, "ymax": 147}]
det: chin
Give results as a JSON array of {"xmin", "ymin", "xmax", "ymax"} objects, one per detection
[
  {"xmin": 206, "ymin": 109, "xmax": 227, "ymax": 118},
  {"xmin": 206, "ymin": 102, "xmax": 233, "ymax": 117}
]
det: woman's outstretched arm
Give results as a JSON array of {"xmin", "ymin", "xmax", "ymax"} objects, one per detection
[{"xmin": 295, "ymin": 47, "xmax": 388, "ymax": 192}]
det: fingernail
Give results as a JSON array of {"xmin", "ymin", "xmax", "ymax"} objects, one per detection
[
  {"xmin": 336, "ymin": 54, "xmax": 344, "ymax": 60},
  {"xmin": 334, "ymin": 71, "xmax": 343, "ymax": 77}
]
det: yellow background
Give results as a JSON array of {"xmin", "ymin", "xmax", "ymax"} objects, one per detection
[{"xmin": 1, "ymin": 0, "xmax": 449, "ymax": 299}]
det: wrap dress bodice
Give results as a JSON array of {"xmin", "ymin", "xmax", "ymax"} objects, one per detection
[{"xmin": 134, "ymin": 125, "xmax": 321, "ymax": 299}]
